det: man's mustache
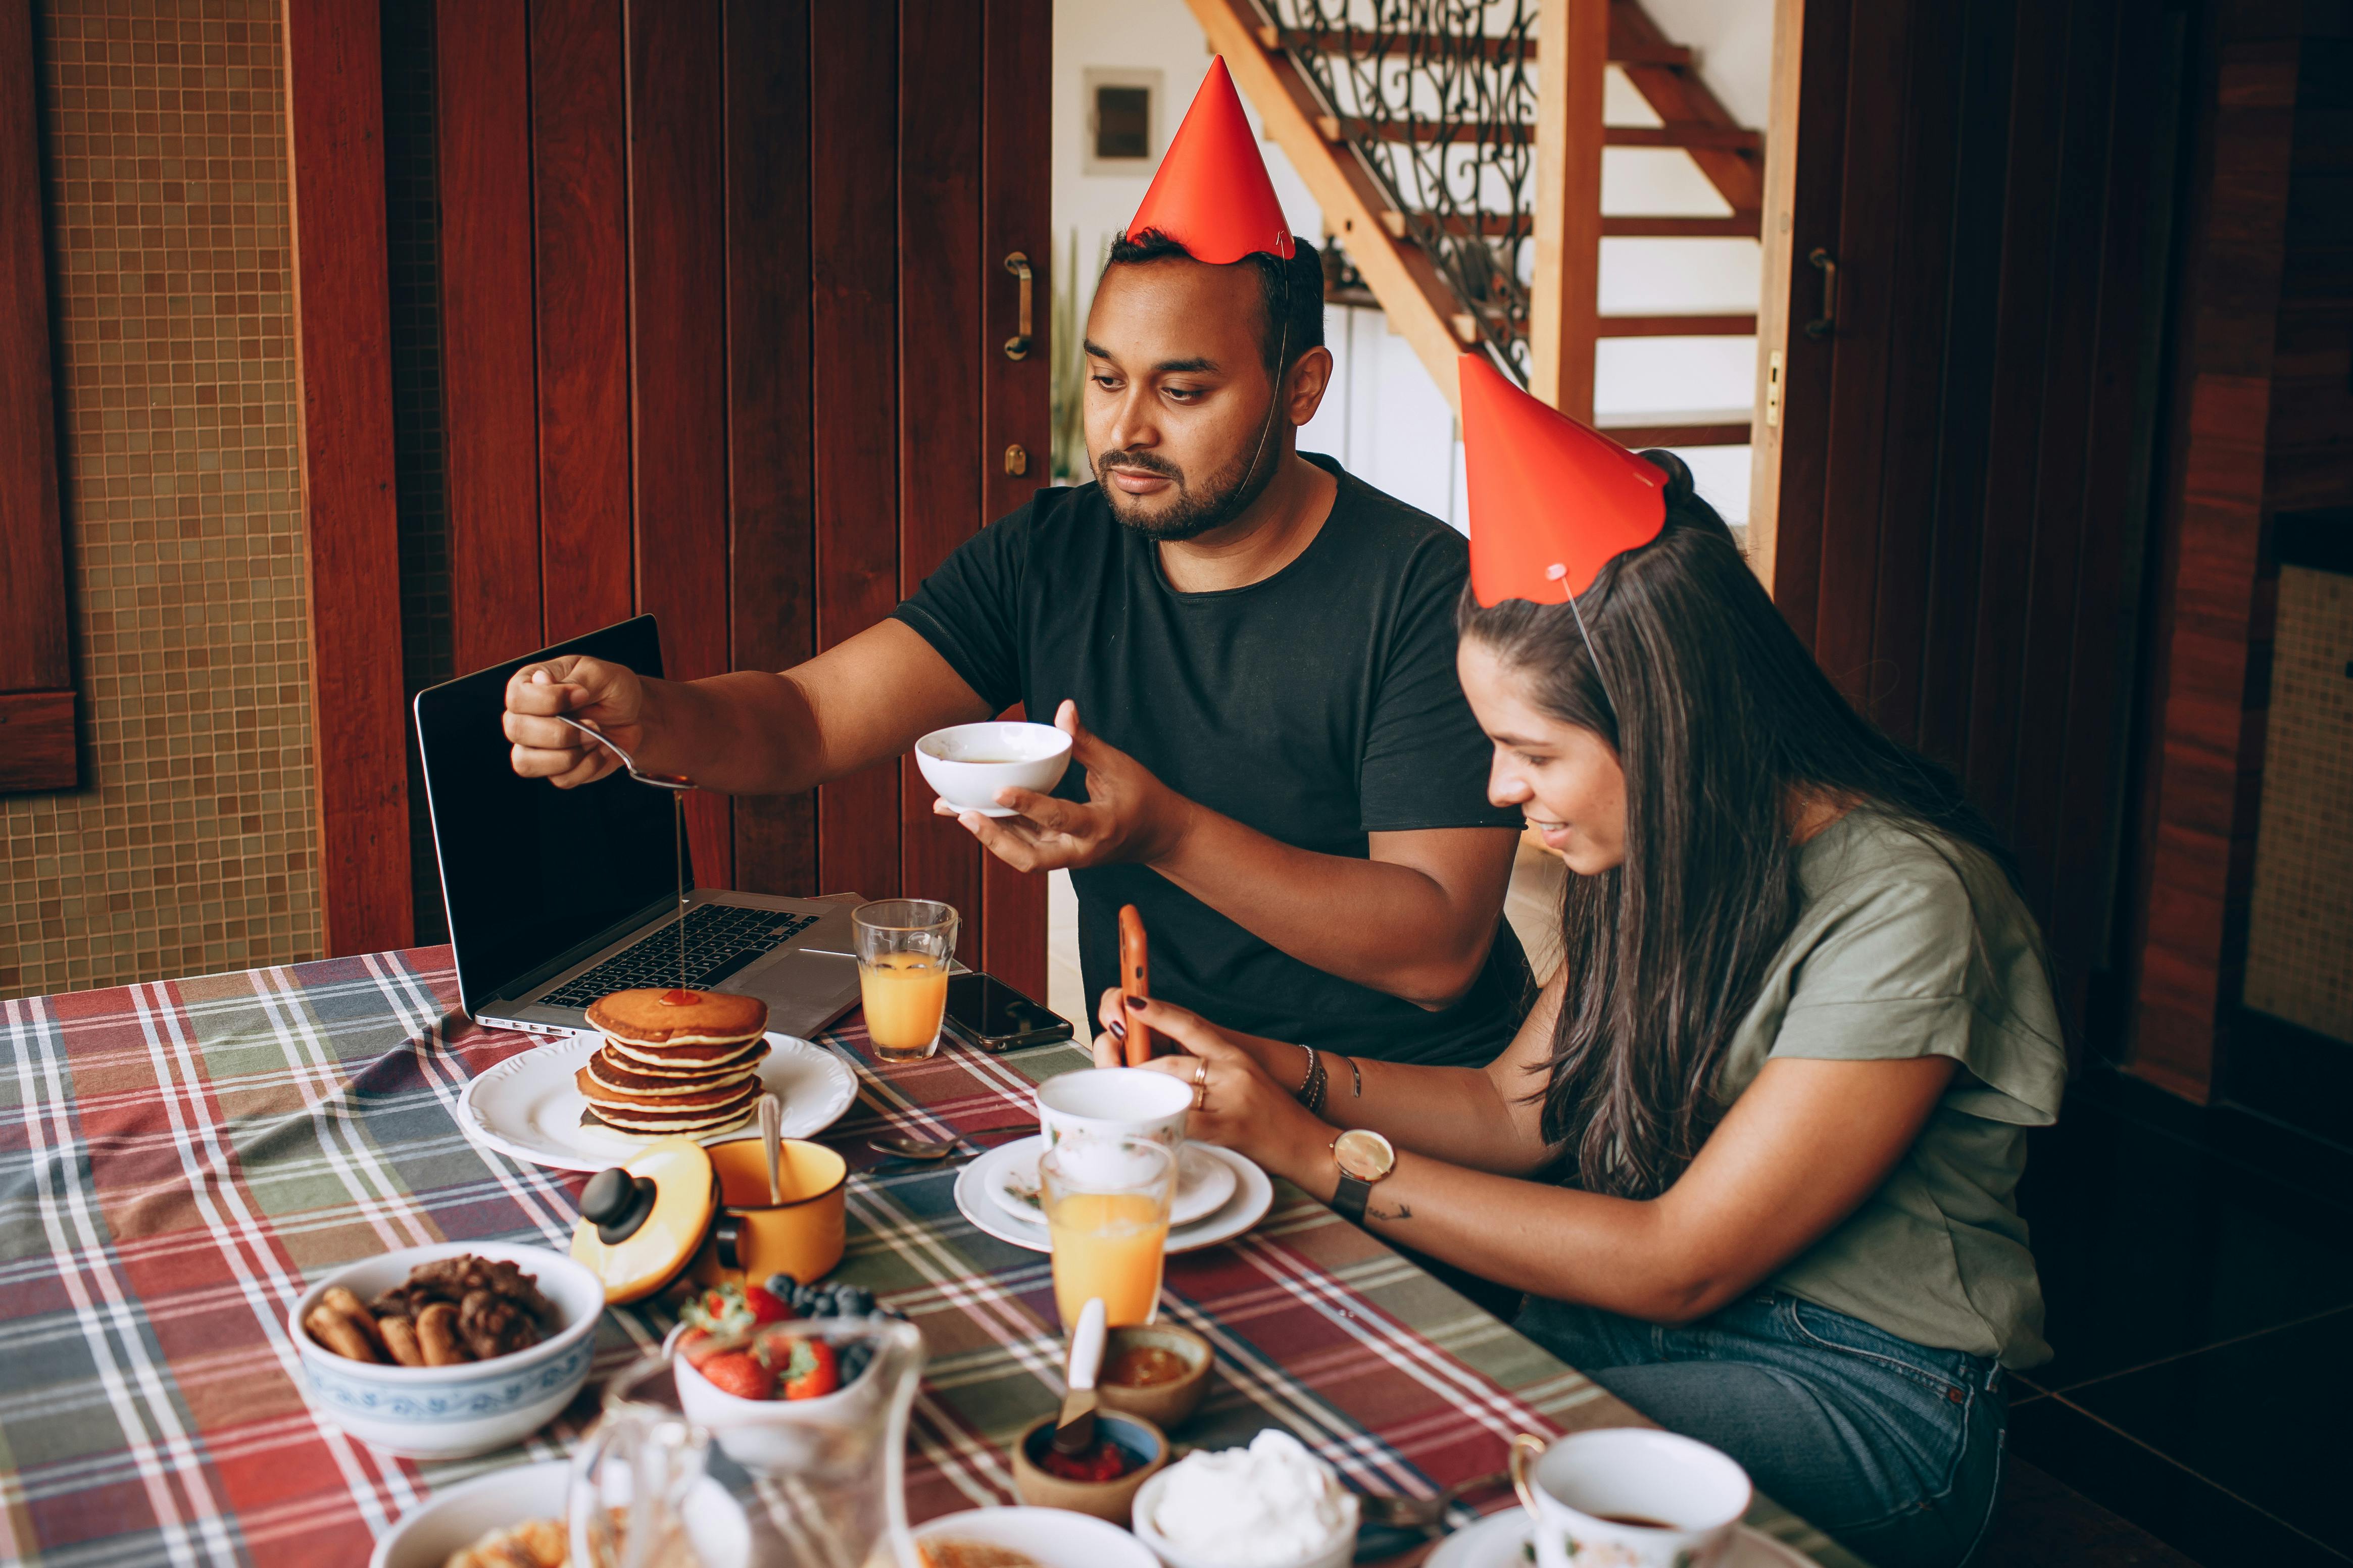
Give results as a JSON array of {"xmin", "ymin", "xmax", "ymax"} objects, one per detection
[{"xmin": 1096, "ymin": 449, "xmax": 1183, "ymax": 483}]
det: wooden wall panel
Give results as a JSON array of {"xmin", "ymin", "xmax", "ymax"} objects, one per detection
[
  {"xmin": 809, "ymin": 2, "xmax": 903, "ymax": 903},
  {"xmin": 285, "ymin": 0, "xmax": 412, "ymax": 955},
  {"xmin": 629, "ymin": 0, "xmax": 732, "ymax": 889},
  {"xmin": 2125, "ymin": 14, "xmax": 2302, "ymax": 1100},
  {"xmin": 1768, "ymin": 0, "xmax": 2207, "ymax": 1066},
  {"xmin": 979, "ymin": 0, "xmax": 1055, "ymax": 996},
  {"xmin": 898, "ymin": 0, "xmax": 988, "ymax": 951},
  {"xmin": 1, "ymin": 0, "xmax": 75, "ymax": 794},
  {"xmin": 531, "ymin": 0, "xmax": 633, "ymax": 641},
  {"xmin": 725, "ymin": 0, "xmax": 818, "ymax": 897},
  {"xmin": 436, "ymin": 0, "xmax": 543, "ymax": 671}
]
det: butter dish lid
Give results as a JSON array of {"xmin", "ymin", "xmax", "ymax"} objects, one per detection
[{"xmin": 569, "ymin": 1136, "xmax": 717, "ymax": 1304}]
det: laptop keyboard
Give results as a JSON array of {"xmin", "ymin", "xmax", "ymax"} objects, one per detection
[{"xmin": 538, "ymin": 905, "xmax": 821, "ymax": 1007}]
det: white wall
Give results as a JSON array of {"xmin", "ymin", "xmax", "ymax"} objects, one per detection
[{"xmin": 1053, "ymin": 0, "xmax": 1774, "ymax": 531}]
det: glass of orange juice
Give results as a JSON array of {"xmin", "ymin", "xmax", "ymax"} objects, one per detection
[
  {"xmin": 852, "ymin": 899, "xmax": 958, "ymax": 1062},
  {"xmin": 1041, "ymin": 1135, "xmax": 1176, "ymax": 1328}
]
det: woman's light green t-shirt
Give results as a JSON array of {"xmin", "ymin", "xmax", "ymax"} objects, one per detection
[{"xmin": 1715, "ymin": 810, "xmax": 2067, "ymax": 1369}]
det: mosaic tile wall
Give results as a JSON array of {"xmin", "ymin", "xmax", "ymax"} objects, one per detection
[
  {"xmin": 0, "ymin": 0, "xmax": 322, "ymax": 1000},
  {"xmin": 2243, "ymin": 563, "xmax": 2353, "ymax": 1043}
]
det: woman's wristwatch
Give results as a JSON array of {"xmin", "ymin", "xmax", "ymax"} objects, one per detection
[{"xmin": 1330, "ymin": 1129, "xmax": 1397, "ymax": 1226}]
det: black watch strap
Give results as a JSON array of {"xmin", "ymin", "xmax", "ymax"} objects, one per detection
[{"xmin": 1333, "ymin": 1171, "xmax": 1371, "ymax": 1226}]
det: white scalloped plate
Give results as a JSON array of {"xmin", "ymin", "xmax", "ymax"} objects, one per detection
[{"xmin": 457, "ymin": 1030, "xmax": 858, "ymax": 1173}]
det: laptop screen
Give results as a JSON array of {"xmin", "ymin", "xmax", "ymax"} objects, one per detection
[{"xmin": 414, "ymin": 616, "xmax": 690, "ymax": 1017}]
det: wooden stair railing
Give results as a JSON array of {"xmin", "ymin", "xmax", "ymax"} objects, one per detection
[{"xmin": 1193, "ymin": 0, "xmax": 1764, "ymax": 449}]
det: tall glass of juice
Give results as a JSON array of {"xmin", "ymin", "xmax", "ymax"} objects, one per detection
[
  {"xmin": 1040, "ymin": 1134, "xmax": 1175, "ymax": 1328},
  {"xmin": 852, "ymin": 900, "xmax": 958, "ymax": 1063}
]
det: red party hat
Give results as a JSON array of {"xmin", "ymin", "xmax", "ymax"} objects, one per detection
[
  {"xmin": 1122, "ymin": 58, "xmax": 1295, "ymax": 265},
  {"xmin": 1458, "ymin": 355, "xmax": 1668, "ymax": 605}
]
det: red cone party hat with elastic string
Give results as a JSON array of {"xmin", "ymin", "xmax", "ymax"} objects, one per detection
[
  {"xmin": 1122, "ymin": 58, "xmax": 1295, "ymax": 264},
  {"xmin": 1457, "ymin": 355, "xmax": 1669, "ymax": 605}
]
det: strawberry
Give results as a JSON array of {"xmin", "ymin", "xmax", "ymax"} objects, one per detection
[
  {"xmin": 675, "ymin": 1327, "xmax": 722, "ymax": 1369},
  {"xmin": 699, "ymin": 1349, "xmax": 774, "ymax": 1400},
  {"xmin": 781, "ymin": 1336, "xmax": 839, "ymax": 1401},
  {"xmin": 742, "ymin": 1284, "xmax": 794, "ymax": 1326}
]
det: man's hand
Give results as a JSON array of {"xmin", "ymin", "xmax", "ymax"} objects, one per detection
[
  {"xmin": 502, "ymin": 655, "xmax": 646, "ymax": 789},
  {"xmin": 937, "ymin": 700, "xmax": 1196, "ymax": 872}
]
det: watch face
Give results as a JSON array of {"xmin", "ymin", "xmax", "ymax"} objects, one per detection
[{"xmin": 1333, "ymin": 1129, "xmax": 1396, "ymax": 1183}]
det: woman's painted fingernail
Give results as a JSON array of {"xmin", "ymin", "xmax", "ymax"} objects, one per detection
[
  {"xmin": 1128, "ymin": 996, "xmax": 1151, "ymax": 1010},
  {"xmin": 1108, "ymin": 1019, "xmax": 1126, "ymax": 1039}
]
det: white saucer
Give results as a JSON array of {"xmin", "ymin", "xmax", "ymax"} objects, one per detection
[
  {"xmin": 457, "ymin": 1030, "xmax": 858, "ymax": 1173},
  {"xmin": 915, "ymin": 1506, "xmax": 1158, "ymax": 1568},
  {"xmin": 985, "ymin": 1134, "xmax": 1238, "ymax": 1228},
  {"xmin": 1426, "ymin": 1509, "xmax": 1817, "ymax": 1568},
  {"xmin": 368, "ymin": 1458, "xmax": 750, "ymax": 1568},
  {"xmin": 955, "ymin": 1139, "xmax": 1271, "ymax": 1254}
]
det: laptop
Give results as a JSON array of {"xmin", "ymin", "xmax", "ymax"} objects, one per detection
[{"xmin": 414, "ymin": 615, "xmax": 864, "ymax": 1040}]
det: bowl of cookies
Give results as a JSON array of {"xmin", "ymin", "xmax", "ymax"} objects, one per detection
[{"xmin": 289, "ymin": 1241, "xmax": 604, "ymax": 1459}]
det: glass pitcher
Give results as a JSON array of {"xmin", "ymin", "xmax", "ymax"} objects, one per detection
[{"xmin": 570, "ymin": 1316, "xmax": 928, "ymax": 1568}]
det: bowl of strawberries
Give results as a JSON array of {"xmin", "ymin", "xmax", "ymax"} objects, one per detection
[{"xmin": 669, "ymin": 1275, "xmax": 919, "ymax": 1472}]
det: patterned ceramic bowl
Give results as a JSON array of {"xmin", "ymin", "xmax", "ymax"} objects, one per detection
[{"xmin": 288, "ymin": 1241, "xmax": 604, "ymax": 1460}]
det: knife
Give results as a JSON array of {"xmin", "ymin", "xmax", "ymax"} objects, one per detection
[{"xmin": 1051, "ymin": 1296, "xmax": 1108, "ymax": 1457}]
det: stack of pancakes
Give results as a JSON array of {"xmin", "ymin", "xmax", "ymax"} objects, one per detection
[{"xmin": 577, "ymin": 988, "xmax": 771, "ymax": 1138}]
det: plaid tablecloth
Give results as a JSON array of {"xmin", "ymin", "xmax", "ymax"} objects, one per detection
[{"xmin": 0, "ymin": 948, "xmax": 1863, "ymax": 1566}]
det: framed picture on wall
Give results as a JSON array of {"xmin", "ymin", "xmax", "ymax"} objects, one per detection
[{"xmin": 1082, "ymin": 66, "xmax": 1161, "ymax": 176}]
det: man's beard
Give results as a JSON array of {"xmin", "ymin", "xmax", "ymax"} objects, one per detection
[{"xmin": 1096, "ymin": 423, "xmax": 1283, "ymax": 542}]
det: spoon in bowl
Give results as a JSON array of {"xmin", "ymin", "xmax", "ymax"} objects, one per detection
[{"xmin": 552, "ymin": 714, "xmax": 696, "ymax": 790}]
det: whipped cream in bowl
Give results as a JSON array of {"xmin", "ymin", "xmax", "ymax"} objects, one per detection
[{"xmin": 1133, "ymin": 1429, "xmax": 1359, "ymax": 1568}]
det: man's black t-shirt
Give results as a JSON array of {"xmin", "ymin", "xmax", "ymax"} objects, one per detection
[{"xmin": 892, "ymin": 455, "xmax": 1530, "ymax": 1068}]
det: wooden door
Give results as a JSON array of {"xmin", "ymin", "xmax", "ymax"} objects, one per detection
[
  {"xmin": 1748, "ymin": 0, "xmax": 2190, "ymax": 1044},
  {"xmin": 305, "ymin": 0, "xmax": 1053, "ymax": 990}
]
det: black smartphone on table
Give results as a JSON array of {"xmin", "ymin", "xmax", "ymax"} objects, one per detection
[{"xmin": 943, "ymin": 972, "xmax": 1074, "ymax": 1051}]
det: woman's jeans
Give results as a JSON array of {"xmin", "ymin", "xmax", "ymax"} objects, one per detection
[{"xmin": 1516, "ymin": 1291, "xmax": 2007, "ymax": 1568}]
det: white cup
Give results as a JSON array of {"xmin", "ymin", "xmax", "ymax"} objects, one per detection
[
  {"xmin": 1510, "ymin": 1429, "xmax": 1752, "ymax": 1568},
  {"xmin": 914, "ymin": 721, "xmax": 1072, "ymax": 818},
  {"xmin": 1037, "ymin": 1068, "xmax": 1191, "ymax": 1153}
]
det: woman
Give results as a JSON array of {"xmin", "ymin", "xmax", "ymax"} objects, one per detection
[{"xmin": 1095, "ymin": 368, "xmax": 2065, "ymax": 1568}]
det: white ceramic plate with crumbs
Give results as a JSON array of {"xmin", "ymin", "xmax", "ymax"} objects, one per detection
[
  {"xmin": 458, "ymin": 1031, "xmax": 858, "ymax": 1173},
  {"xmin": 915, "ymin": 1505, "xmax": 1159, "ymax": 1568},
  {"xmin": 954, "ymin": 1137, "xmax": 1271, "ymax": 1255},
  {"xmin": 368, "ymin": 1458, "xmax": 750, "ymax": 1568},
  {"xmin": 1425, "ymin": 1510, "xmax": 1817, "ymax": 1568},
  {"xmin": 986, "ymin": 1133, "xmax": 1238, "ymax": 1228}
]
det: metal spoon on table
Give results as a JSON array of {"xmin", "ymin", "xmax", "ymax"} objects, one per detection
[
  {"xmin": 552, "ymin": 713, "xmax": 696, "ymax": 790},
  {"xmin": 1359, "ymin": 1470, "xmax": 1512, "ymax": 1532},
  {"xmin": 867, "ymin": 1123, "xmax": 1040, "ymax": 1162},
  {"xmin": 758, "ymin": 1093, "xmax": 784, "ymax": 1203}
]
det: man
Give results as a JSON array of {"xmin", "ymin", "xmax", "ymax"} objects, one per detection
[{"xmin": 503, "ymin": 61, "xmax": 1529, "ymax": 1066}]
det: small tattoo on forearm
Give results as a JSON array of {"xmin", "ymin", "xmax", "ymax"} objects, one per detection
[{"xmin": 1369, "ymin": 1201, "xmax": 1412, "ymax": 1222}]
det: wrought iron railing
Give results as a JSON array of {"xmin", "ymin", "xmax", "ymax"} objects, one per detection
[{"xmin": 1262, "ymin": 0, "xmax": 1540, "ymax": 381}]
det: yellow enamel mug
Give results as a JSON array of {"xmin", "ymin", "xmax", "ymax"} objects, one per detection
[{"xmin": 692, "ymin": 1138, "xmax": 848, "ymax": 1286}]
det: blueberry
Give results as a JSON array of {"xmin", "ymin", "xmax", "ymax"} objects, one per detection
[
  {"xmin": 765, "ymin": 1273, "xmax": 798, "ymax": 1299},
  {"xmin": 842, "ymin": 1287, "xmax": 875, "ymax": 1316},
  {"xmin": 840, "ymin": 1343, "xmax": 872, "ymax": 1384}
]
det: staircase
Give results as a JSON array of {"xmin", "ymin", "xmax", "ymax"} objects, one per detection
[{"xmin": 1190, "ymin": 0, "xmax": 1761, "ymax": 444}]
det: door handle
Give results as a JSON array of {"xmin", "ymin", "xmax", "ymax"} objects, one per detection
[
  {"xmin": 1803, "ymin": 248, "xmax": 1838, "ymax": 340},
  {"xmin": 1003, "ymin": 251, "xmax": 1033, "ymax": 360}
]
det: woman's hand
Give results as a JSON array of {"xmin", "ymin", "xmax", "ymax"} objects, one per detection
[{"xmin": 1095, "ymin": 991, "xmax": 1337, "ymax": 1196}]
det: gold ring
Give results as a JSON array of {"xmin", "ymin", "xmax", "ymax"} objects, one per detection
[{"xmin": 1193, "ymin": 1057, "xmax": 1209, "ymax": 1109}]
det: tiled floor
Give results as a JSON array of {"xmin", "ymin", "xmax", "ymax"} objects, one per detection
[{"xmin": 1997, "ymin": 1066, "xmax": 2353, "ymax": 1566}]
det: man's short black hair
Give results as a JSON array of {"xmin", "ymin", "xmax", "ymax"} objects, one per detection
[{"xmin": 1105, "ymin": 229, "xmax": 1326, "ymax": 375}]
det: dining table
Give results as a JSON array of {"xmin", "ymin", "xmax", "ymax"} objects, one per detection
[{"xmin": 0, "ymin": 944, "xmax": 1869, "ymax": 1567}]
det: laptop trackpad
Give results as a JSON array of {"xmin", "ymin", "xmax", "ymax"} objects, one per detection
[{"xmin": 738, "ymin": 949, "xmax": 861, "ymax": 1016}]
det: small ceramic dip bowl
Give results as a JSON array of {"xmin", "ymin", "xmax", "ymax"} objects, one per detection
[
  {"xmin": 915, "ymin": 721, "xmax": 1071, "ymax": 818},
  {"xmin": 1094, "ymin": 1322, "xmax": 1211, "ymax": 1429},
  {"xmin": 1008, "ymin": 1410, "xmax": 1169, "ymax": 1526}
]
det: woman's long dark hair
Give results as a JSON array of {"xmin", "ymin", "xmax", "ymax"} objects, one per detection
[{"xmin": 1459, "ymin": 461, "xmax": 2025, "ymax": 1199}]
